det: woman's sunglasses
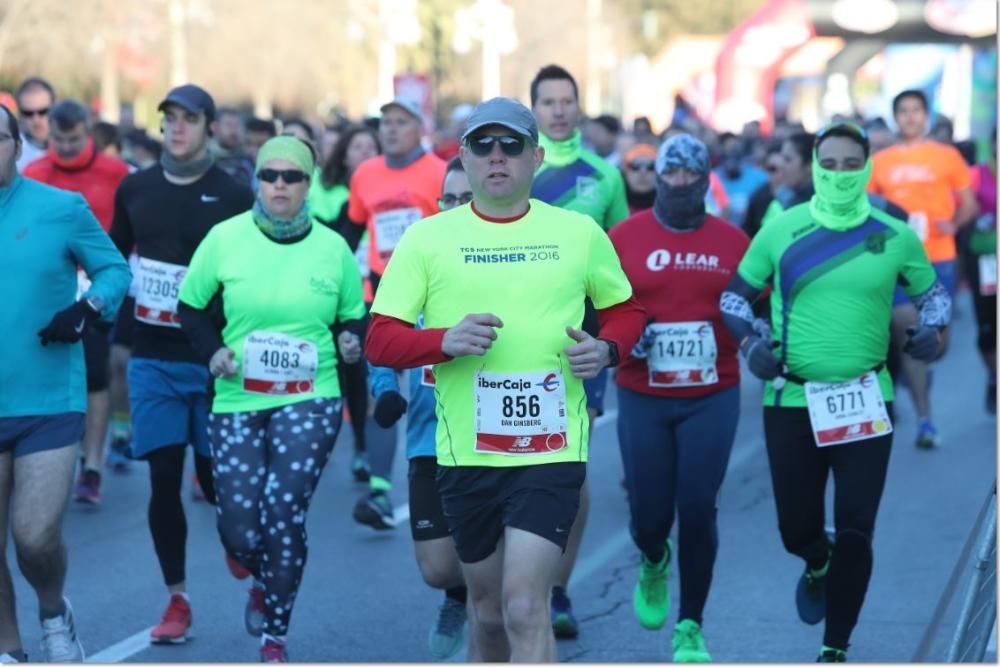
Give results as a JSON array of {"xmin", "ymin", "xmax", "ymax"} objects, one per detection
[{"xmin": 257, "ymin": 169, "xmax": 309, "ymax": 184}]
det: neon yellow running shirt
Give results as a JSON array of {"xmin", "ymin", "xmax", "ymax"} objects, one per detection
[{"xmin": 371, "ymin": 200, "xmax": 633, "ymax": 467}]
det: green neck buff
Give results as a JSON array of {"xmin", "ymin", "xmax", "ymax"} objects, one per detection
[
  {"xmin": 808, "ymin": 153, "xmax": 873, "ymax": 231},
  {"xmin": 539, "ymin": 129, "xmax": 582, "ymax": 167}
]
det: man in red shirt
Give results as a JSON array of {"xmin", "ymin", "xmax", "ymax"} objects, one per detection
[
  {"xmin": 609, "ymin": 133, "xmax": 749, "ymax": 663},
  {"xmin": 24, "ymin": 99, "xmax": 129, "ymax": 505}
]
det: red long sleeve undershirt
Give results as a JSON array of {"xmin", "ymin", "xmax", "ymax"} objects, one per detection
[{"xmin": 365, "ymin": 295, "xmax": 647, "ymax": 369}]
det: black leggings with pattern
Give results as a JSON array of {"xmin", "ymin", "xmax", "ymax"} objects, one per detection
[{"xmin": 208, "ymin": 397, "xmax": 342, "ymax": 637}]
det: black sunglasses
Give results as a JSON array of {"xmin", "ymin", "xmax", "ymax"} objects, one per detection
[
  {"xmin": 466, "ymin": 134, "xmax": 527, "ymax": 157},
  {"xmin": 20, "ymin": 107, "xmax": 49, "ymax": 118},
  {"xmin": 257, "ymin": 168, "xmax": 308, "ymax": 184},
  {"xmin": 628, "ymin": 162, "xmax": 655, "ymax": 173},
  {"xmin": 439, "ymin": 192, "xmax": 474, "ymax": 208}
]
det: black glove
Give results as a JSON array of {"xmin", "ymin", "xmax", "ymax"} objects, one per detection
[
  {"xmin": 903, "ymin": 326, "xmax": 940, "ymax": 362},
  {"xmin": 37, "ymin": 301, "xmax": 99, "ymax": 346},
  {"xmin": 373, "ymin": 390, "xmax": 408, "ymax": 428},
  {"xmin": 740, "ymin": 336, "xmax": 782, "ymax": 381}
]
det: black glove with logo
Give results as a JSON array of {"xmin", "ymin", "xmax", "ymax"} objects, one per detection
[
  {"xmin": 373, "ymin": 390, "xmax": 408, "ymax": 428},
  {"xmin": 740, "ymin": 336, "xmax": 782, "ymax": 381},
  {"xmin": 903, "ymin": 326, "xmax": 941, "ymax": 362},
  {"xmin": 38, "ymin": 301, "xmax": 99, "ymax": 346}
]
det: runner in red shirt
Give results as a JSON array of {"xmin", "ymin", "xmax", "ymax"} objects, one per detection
[
  {"xmin": 608, "ymin": 133, "xmax": 749, "ymax": 663},
  {"xmin": 24, "ymin": 99, "xmax": 129, "ymax": 505}
]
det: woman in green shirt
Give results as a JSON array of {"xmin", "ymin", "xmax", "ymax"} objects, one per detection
[{"xmin": 179, "ymin": 136, "xmax": 367, "ymax": 663}]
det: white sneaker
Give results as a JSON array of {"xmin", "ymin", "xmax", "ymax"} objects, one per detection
[
  {"xmin": 40, "ymin": 597, "xmax": 85, "ymax": 662},
  {"xmin": 0, "ymin": 651, "xmax": 26, "ymax": 663}
]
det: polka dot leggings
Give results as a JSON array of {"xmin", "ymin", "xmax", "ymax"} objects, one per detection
[{"xmin": 208, "ymin": 397, "xmax": 342, "ymax": 637}]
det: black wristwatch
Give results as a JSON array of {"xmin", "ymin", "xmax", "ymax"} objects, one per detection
[{"xmin": 600, "ymin": 338, "xmax": 620, "ymax": 367}]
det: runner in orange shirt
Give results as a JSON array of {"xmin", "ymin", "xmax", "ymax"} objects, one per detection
[
  {"xmin": 346, "ymin": 98, "xmax": 446, "ymax": 293},
  {"xmin": 868, "ymin": 89, "xmax": 979, "ymax": 448},
  {"xmin": 345, "ymin": 98, "xmax": 446, "ymax": 528}
]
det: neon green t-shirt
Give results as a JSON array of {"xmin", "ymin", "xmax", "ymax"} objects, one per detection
[
  {"xmin": 307, "ymin": 174, "xmax": 348, "ymax": 224},
  {"xmin": 531, "ymin": 130, "xmax": 630, "ymax": 231},
  {"xmin": 371, "ymin": 199, "xmax": 633, "ymax": 467},
  {"xmin": 738, "ymin": 203, "xmax": 937, "ymax": 407},
  {"xmin": 179, "ymin": 212, "xmax": 366, "ymax": 413}
]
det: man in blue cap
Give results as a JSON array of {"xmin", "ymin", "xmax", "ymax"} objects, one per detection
[
  {"xmin": 109, "ymin": 83, "xmax": 253, "ymax": 645},
  {"xmin": 366, "ymin": 96, "xmax": 646, "ymax": 661}
]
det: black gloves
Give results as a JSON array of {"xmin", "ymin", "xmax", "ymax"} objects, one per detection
[
  {"xmin": 903, "ymin": 326, "xmax": 941, "ymax": 362},
  {"xmin": 373, "ymin": 390, "xmax": 408, "ymax": 428},
  {"xmin": 740, "ymin": 336, "xmax": 782, "ymax": 381},
  {"xmin": 38, "ymin": 301, "xmax": 99, "ymax": 346}
]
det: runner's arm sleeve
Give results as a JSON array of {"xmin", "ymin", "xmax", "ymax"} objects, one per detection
[
  {"xmin": 69, "ymin": 196, "xmax": 132, "ymax": 322},
  {"xmin": 177, "ymin": 302, "xmax": 225, "ymax": 364},
  {"xmin": 109, "ymin": 181, "xmax": 135, "ymax": 258},
  {"xmin": 720, "ymin": 274, "xmax": 765, "ymax": 346},
  {"xmin": 367, "ymin": 362, "xmax": 401, "ymax": 400},
  {"xmin": 365, "ymin": 315, "xmax": 451, "ymax": 368},
  {"xmin": 596, "ymin": 296, "xmax": 647, "ymax": 366},
  {"xmin": 912, "ymin": 281, "xmax": 952, "ymax": 329}
]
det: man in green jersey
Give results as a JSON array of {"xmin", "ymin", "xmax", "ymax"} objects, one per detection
[
  {"xmin": 720, "ymin": 122, "xmax": 951, "ymax": 663},
  {"xmin": 366, "ymin": 97, "xmax": 645, "ymax": 661},
  {"xmin": 529, "ymin": 62, "xmax": 630, "ymax": 639}
]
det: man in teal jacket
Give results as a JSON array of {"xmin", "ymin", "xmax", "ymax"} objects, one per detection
[
  {"xmin": 529, "ymin": 63, "xmax": 630, "ymax": 640},
  {"xmin": 0, "ymin": 105, "xmax": 130, "ymax": 663}
]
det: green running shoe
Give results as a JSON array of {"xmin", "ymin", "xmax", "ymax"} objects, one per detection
[
  {"xmin": 633, "ymin": 540, "xmax": 671, "ymax": 630},
  {"xmin": 672, "ymin": 619, "xmax": 711, "ymax": 663},
  {"xmin": 816, "ymin": 645, "xmax": 847, "ymax": 662}
]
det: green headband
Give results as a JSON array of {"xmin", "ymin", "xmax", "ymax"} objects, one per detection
[{"xmin": 255, "ymin": 135, "xmax": 314, "ymax": 175}]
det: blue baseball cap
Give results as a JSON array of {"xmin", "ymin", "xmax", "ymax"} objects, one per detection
[{"xmin": 158, "ymin": 84, "xmax": 216, "ymax": 122}]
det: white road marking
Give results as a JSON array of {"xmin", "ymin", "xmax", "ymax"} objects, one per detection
[{"xmin": 85, "ymin": 626, "xmax": 154, "ymax": 663}]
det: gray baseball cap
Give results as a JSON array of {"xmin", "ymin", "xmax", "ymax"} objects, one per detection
[
  {"xmin": 380, "ymin": 98, "xmax": 424, "ymax": 124},
  {"xmin": 461, "ymin": 97, "xmax": 538, "ymax": 144},
  {"xmin": 158, "ymin": 84, "xmax": 216, "ymax": 122}
]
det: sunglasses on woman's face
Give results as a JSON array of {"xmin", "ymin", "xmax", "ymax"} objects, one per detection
[
  {"xmin": 466, "ymin": 134, "xmax": 527, "ymax": 157},
  {"xmin": 257, "ymin": 168, "xmax": 308, "ymax": 184},
  {"xmin": 628, "ymin": 162, "xmax": 656, "ymax": 173}
]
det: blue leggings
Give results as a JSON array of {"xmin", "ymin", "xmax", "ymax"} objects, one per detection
[{"xmin": 616, "ymin": 385, "xmax": 739, "ymax": 625}]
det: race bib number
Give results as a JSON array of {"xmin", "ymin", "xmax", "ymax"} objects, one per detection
[
  {"xmin": 805, "ymin": 371, "xmax": 892, "ymax": 447},
  {"xmin": 908, "ymin": 212, "xmax": 929, "ymax": 242},
  {"xmin": 242, "ymin": 331, "xmax": 318, "ymax": 396},
  {"xmin": 421, "ymin": 365, "xmax": 436, "ymax": 387},
  {"xmin": 647, "ymin": 321, "xmax": 718, "ymax": 387},
  {"xmin": 134, "ymin": 257, "xmax": 186, "ymax": 327},
  {"xmin": 75, "ymin": 269, "xmax": 92, "ymax": 302},
  {"xmin": 979, "ymin": 254, "xmax": 997, "ymax": 296},
  {"xmin": 474, "ymin": 370, "xmax": 567, "ymax": 456},
  {"xmin": 374, "ymin": 207, "xmax": 422, "ymax": 254}
]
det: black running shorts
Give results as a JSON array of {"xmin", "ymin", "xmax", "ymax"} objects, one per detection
[
  {"xmin": 435, "ymin": 461, "xmax": 586, "ymax": 563},
  {"xmin": 408, "ymin": 456, "xmax": 450, "ymax": 542}
]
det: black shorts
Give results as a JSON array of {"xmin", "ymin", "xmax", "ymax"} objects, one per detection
[
  {"xmin": 83, "ymin": 326, "xmax": 111, "ymax": 393},
  {"xmin": 111, "ymin": 296, "xmax": 136, "ymax": 348},
  {"xmin": 408, "ymin": 456, "xmax": 450, "ymax": 541},
  {"xmin": 436, "ymin": 461, "xmax": 586, "ymax": 564}
]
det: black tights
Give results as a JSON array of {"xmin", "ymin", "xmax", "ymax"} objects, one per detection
[
  {"xmin": 764, "ymin": 406, "xmax": 894, "ymax": 651},
  {"xmin": 147, "ymin": 445, "xmax": 216, "ymax": 587},
  {"xmin": 337, "ymin": 360, "xmax": 368, "ymax": 453}
]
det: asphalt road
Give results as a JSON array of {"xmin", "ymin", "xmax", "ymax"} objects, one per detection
[{"xmin": 7, "ymin": 290, "xmax": 997, "ymax": 663}]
